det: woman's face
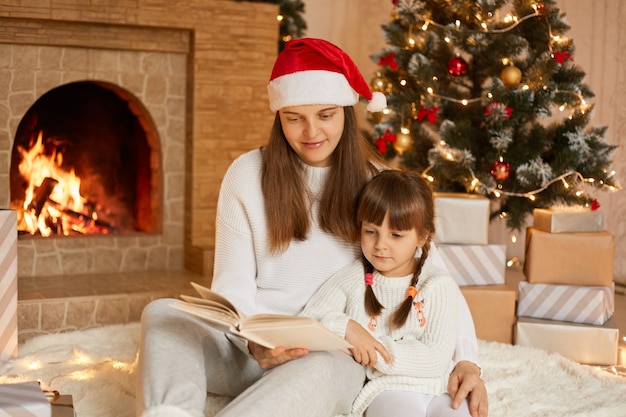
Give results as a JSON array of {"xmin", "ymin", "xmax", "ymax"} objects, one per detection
[{"xmin": 278, "ymin": 104, "xmax": 345, "ymax": 167}]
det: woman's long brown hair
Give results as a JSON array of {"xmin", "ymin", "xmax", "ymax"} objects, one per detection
[
  {"xmin": 261, "ymin": 106, "xmax": 384, "ymax": 253},
  {"xmin": 356, "ymin": 169, "xmax": 436, "ymax": 329}
]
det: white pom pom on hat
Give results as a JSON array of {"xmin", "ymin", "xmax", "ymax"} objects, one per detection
[{"xmin": 268, "ymin": 38, "xmax": 387, "ymax": 113}]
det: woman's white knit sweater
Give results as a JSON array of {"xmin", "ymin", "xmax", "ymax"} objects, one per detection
[
  {"xmin": 301, "ymin": 260, "xmax": 459, "ymax": 417},
  {"xmin": 210, "ymin": 148, "xmax": 360, "ymax": 317}
]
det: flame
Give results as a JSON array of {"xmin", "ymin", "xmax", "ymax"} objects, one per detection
[{"xmin": 15, "ymin": 131, "xmax": 102, "ymax": 236}]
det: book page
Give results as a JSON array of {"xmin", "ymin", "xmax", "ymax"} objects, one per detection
[
  {"xmin": 171, "ymin": 301, "xmax": 240, "ymax": 331},
  {"xmin": 179, "ymin": 294, "xmax": 238, "ymax": 317},
  {"xmin": 240, "ymin": 316, "xmax": 352, "ymax": 351},
  {"xmin": 190, "ymin": 281, "xmax": 245, "ymax": 318}
]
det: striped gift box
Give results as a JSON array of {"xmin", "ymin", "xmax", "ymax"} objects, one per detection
[
  {"xmin": 0, "ymin": 210, "xmax": 18, "ymax": 362},
  {"xmin": 517, "ymin": 281, "xmax": 614, "ymax": 325},
  {"xmin": 0, "ymin": 381, "xmax": 51, "ymax": 417},
  {"xmin": 437, "ymin": 244, "xmax": 506, "ymax": 286}
]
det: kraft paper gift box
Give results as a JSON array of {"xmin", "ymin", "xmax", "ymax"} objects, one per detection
[
  {"xmin": 523, "ymin": 227, "xmax": 614, "ymax": 286},
  {"xmin": 533, "ymin": 207, "xmax": 604, "ymax": 233},
  {"xmin": 517, "ymin": 281, "xmax": 614, "ymax": 325},
  {"xmin": 433, "ymin": 193, "xmax": 489, "ymax": 245},
  {"xmin": 515, "ymin": 316, "xmax": 619, "ymax": 365},
  {"xmin": 0, "ymin": 210, "xmax": 18, "ymax": 362},
  {"xmin": 437, "ymin": 244, "xmax": 506, "ymax": 286},
  {"xmin": 460, "ymin": 285, "xmax": 516, "ymax": 344},
  {"xmin": 0, "ymin": 381, "xmax": 52, "ymax": 417}
]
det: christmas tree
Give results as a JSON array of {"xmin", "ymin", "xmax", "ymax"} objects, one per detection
[
  {"xmin": 368, "ymin": 0, "xmax": 620, "ymax": 230},
  {"xmin": 237, "ymin": 0, "xmax": 307, "ymax": 51}
]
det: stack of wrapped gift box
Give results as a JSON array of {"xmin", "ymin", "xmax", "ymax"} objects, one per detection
[
  {"xmin": 515, "ymin": 207, "xmax": 618, "ymax": 365},
  {"xmin": 0, "ymin": 210, "xmax": 76, "ymax": 416},
  {"xmin": 433, "ymin": 193, "xmax": 516, "ymax": 344}
]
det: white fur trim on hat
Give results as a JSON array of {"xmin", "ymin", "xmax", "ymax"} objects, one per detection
[
  {"xmin": 367, "ymin": 91, "xmax": 387, "ymax": 113},
  {"xmin": 268, "ymin": 70, "xmax": 359, "ymax": 112}
]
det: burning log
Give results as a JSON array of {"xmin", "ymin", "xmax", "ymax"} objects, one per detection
[
  {"xmin": 28, "ymin": 176, "xmax": 115, "ymax": 234},
  {"xmin": 29, "ymin": 177, "xmax": 59, "ymax": 216}
]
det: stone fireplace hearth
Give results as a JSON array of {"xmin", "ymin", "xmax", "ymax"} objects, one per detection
[{"xmin": 0, "ymin": 1, "xmax": 278, "ymax": 340}]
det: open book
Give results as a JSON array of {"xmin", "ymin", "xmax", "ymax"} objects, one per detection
[{"xmin": 172, "ymin": 282, "xmax": 352, "ymax": 351}]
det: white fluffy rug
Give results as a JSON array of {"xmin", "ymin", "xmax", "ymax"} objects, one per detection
[{"xmin": 1, "ymin": 323, "xmax": 626, "ymax": 417}]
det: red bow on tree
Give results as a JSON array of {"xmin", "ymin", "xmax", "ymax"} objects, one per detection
[
  {"xmin": 417, "ymin": 106, "xmax": 440, "ymax": 123},
  {"xmin": 552, "ymin": 51, "xmax": 574, "ymax": 64},
  {"xmin": 378, "ymin": 52, "xmax": 398, "ymax": 71},
  {"xmin": 591, "ymin": 198, "xmax": 601, "ymax": 211},
  {"xmin": 374, "ymin": 129, "xmax": 397, "ymax": 153}
]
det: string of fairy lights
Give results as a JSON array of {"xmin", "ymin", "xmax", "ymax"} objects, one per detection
[{"xmin": 374, "ymin": 2, "xmax": 621, "ymax": 208}]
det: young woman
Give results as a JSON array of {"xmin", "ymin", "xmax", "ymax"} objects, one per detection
[
  {"xmin": 136, "ymin": 38, "xmax": 487, "ymax": 417},
  {"xmin": 301, "ymin": 169, "xmax": 471, "ymax": 417}
]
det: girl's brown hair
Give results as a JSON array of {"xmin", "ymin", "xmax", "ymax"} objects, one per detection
[
  {"xmin": 261, "ymin": 106, "xmax": 384, "ymax": 253},
  {"xmin": 356, "ymin": 169, "xmax": 436, "ymax": 329}
]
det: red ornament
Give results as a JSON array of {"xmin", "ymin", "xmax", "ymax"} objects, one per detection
[
  {"xmin": 448, "ymin": 56, "xmax": 468, "ymax": 76},
  {"xmin": 490, "ymin": 160, "xmax": 511, "ymax": 181}
]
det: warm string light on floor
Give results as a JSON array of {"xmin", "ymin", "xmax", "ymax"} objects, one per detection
[
  {"xmin": 583, "ymin": 321, "xmax": 625, "ymax": 378},
  {"xmin": 7, "ymin": 349, "xmax": 136, "ymax": 390}
]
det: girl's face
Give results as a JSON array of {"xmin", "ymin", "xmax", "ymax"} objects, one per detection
[
  {"xmin": 360, "ymin": 214, "xmax": 427, "ymax": 277},
  {"xmin": 278, "ymin": 105, "xmax": 345, "ymax": 167}
]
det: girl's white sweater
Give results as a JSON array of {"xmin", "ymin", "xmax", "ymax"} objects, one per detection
[{"xmin": 301, "ymin": 260, "xmax": 458, "ymax": 416}]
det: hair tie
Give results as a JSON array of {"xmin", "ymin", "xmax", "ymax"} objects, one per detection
[
  {"xmin": 406, "ymin": 286, "xmax": 417, "ymax": 299},
  {"xmin": 364, "ymin": 273, "xmax": 374, "ymax": 287}
]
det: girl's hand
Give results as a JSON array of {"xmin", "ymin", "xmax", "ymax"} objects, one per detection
[
  {"xmin": 345, "ymin": 319, "xmax": 391, "ymax": 366},
  {"xmin": 448, "ymin": 361, "xmax": 488, "ymax": 417},
  {"xmin": 248, "ymin": 341, "xmax": 308, "ymax": 369}
]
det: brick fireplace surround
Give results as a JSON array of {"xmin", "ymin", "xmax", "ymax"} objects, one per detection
[{"xmin": 0, "ymin": 1, "xmax": 278, "ymax": 341}]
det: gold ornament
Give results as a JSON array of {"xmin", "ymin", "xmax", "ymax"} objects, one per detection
[
  {"xmin": 370, "ymin": 72, "xmax": 386, "ymax": 92},
  {"xmin": 500, "ymin": 65, "xmax": 522, "ymax": 87},
  {"xmin": 394, "ymin": 131, "xmax": 413, "ymax": 154}
]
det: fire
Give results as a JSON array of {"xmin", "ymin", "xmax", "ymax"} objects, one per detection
[{"xmin": 14, "ymin": 131, "xmax": 107, "ymax": 236}]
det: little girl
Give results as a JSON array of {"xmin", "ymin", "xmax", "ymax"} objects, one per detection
[{"xmin": 301, "ymin": 169, "xmax": 471, "ymax": 417}]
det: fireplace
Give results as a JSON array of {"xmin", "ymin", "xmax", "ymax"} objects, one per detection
[
  {"xmin": 11, "ymin": 80, "xmax": 158, "ymax": 237},
  {"xmin": 0, "ymin": 2, "xmax": 279, "ymax": 278},
  {"xmin": 1, "ymin": 43, "xmax": 187, "ymax": 277}
]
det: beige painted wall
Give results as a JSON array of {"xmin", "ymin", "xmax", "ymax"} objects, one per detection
[{"xmin": 303, "ymin": 0, "xmax": 626, "ymax": 282}]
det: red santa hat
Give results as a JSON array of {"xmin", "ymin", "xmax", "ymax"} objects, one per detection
[{"xmin": 268, "ymin": 38, "xmax": 387, "ymax": 113}]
